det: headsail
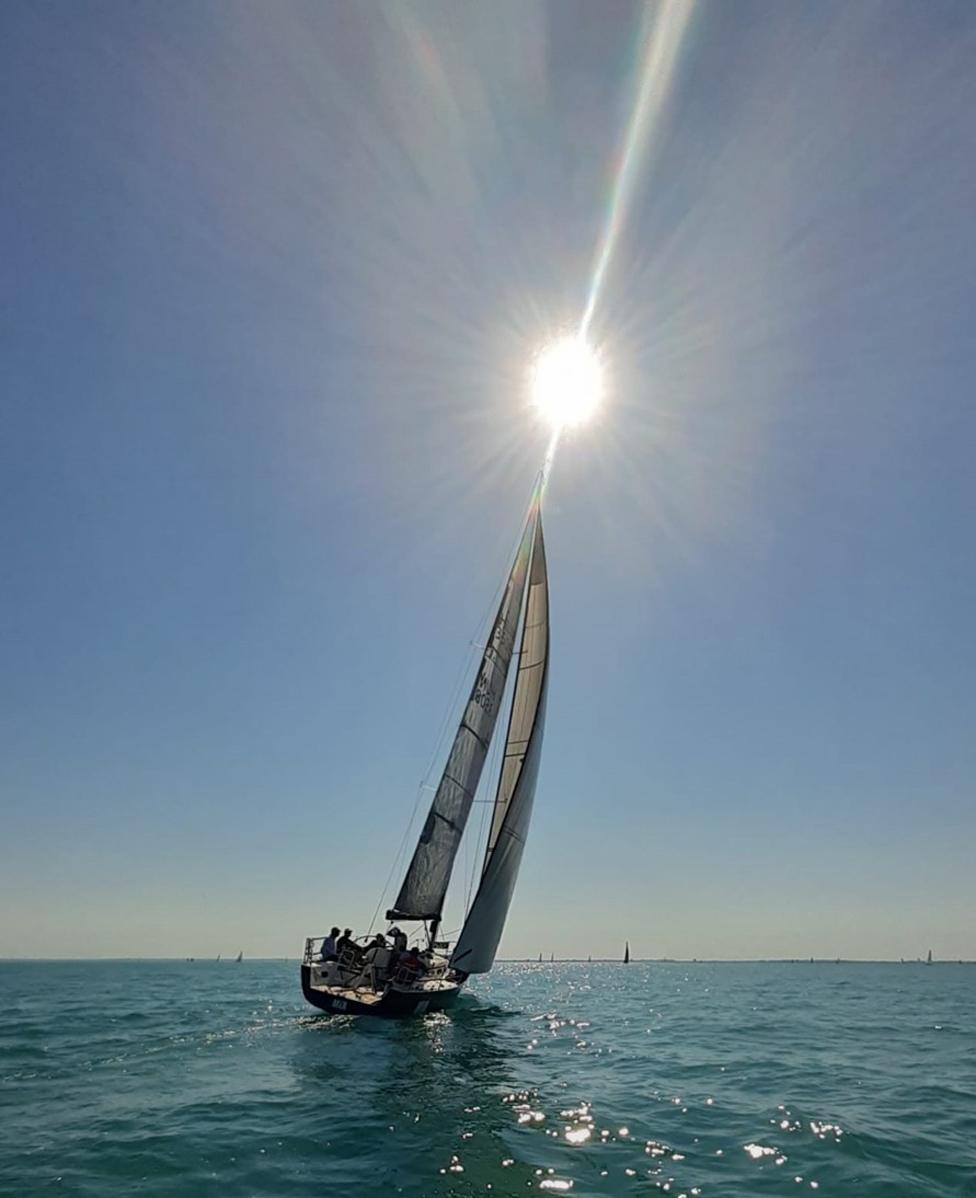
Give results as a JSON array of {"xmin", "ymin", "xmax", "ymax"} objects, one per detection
[
  {"xmin": 450, "ymin": 514, "xmax": 549, "ymax": 975},
  {"xmin": 388, "ymin": 507, "xmax": 537, "ymax": 922}
]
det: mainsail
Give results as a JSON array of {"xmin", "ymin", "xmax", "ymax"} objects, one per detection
[
  {"xmin": 388, "ymin": 509, "xmax": 536, "ymax": 922},
  {"xmin": 450, "ymin": 515, "xmax": 549, "ymax": 974}
]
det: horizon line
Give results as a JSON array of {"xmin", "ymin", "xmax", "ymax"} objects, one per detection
[{"xmin": 1, "ymin": 956, "xmax": 972, "ymax": 964}]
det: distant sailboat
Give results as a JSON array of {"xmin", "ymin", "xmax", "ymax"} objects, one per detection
[
  {"xmin": 550, "ymin": 952, "xmax": 554, "ymax": 963},
  {"xmin": 236, "ymin": 951, "xmax": 243, "ymax": 963},
  {"xmin": 623, "ymin": 941, "xmax": 630, "ymax": 964},
  {"xmin": 216, "ymin": 954, "xmax": 221, "ymax": 962},
  {"xmin": 301, "ymin": 485, "xmax": 551, "ymax": 1017},
  {"xmin": 927, "ymin": 949, "xmax": 933, "ymax": 965},
  {"xmin": 587, "ymin": 954, "xmax": 591, "ymax": 963},
  {"xmin": 538, "ymin": 953, "xmax": 542, "ymax": 963}
]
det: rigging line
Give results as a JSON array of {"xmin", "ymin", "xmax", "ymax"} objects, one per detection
[
  {"xmin": 368, "ymin": 552, "xmax": 511, "ymax": 931},
  {"xmin": 372, "ymin": 470, "xmax": 545, "ymax": 933},
  {"xmin": 411, "ymin": 490, "xmax": 528, "ymax": 795},
  {"xmin": 402, "ymin": 488, "xmax": 534, "ymax": 822},
  {"xmin": 367, "ymin": 779, "xmax": 427, "ymax": 936},
  {"xmin": 374, "ymin": 580, "xmax": 499, "ymax": 921},
  {"xmin": 462, "ymin": 472, "xmax": 543, "ymax": 663},
  {"xmin": 541, "ymin": 427, "xmax": 561, "ymax": 494},
  {"xmin": 419, "ymin": 639, "xmax": 480, "ymax": 788}
]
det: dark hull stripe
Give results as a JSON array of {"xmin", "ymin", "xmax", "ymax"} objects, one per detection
[{"xmin": 300, "ymin": 966, "xmax": 463, "ymax": 1019}]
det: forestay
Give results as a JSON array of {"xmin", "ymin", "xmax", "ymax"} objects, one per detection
[
  {"xmin": 388, "ymin": 511, "xmax": 536, "ymax": 921},
  {"xmin": 450, "ymin": 515, "xmax": 549, "ymax": 974}
]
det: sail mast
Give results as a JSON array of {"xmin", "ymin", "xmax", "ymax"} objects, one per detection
[
  {"xmin": 387, "ymin": 501, "xmax": 538, "ymax": 924},
  {"xmin": 450, "ymin": 514, "xmax": 550, "ymax": 975}
]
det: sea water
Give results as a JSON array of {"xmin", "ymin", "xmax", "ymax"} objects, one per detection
[{"xmin": 0, "ymin": 960, "xmax": 972, "ymax": 1197}]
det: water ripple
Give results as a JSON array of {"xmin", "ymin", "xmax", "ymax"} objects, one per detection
[{"xmin": 1, "ymin": 960, "xmax": 974, "ymax": 1196}]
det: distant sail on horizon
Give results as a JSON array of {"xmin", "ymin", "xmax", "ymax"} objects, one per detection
[{"xmin": 623, "ymin": 941, "xmax": 630, "ymax": 964}]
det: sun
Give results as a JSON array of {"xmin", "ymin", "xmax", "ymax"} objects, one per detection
[{"xmin": 531, "ymin": 336, "xmax": 604, "ymax": 430}]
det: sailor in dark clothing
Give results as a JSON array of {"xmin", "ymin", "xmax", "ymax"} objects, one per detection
[
  {"xmin": 319, "ymin": 926, "xmax": 340, "ymax": 961},
  {"xmin": 397, "ymin": 945, "xmax": 426, "ymax": 978}
]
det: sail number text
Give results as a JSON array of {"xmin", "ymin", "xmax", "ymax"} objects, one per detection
[{"xmin": 473, "ymin": 668, "xmax": 495, "ymax": 715}]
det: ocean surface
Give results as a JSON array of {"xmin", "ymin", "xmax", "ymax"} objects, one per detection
[{"xmin": 1, "ymin": 960, "xmax": 973, "ymax": 1197}]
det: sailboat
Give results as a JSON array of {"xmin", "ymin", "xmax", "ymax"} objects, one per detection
[
  {"xmin": 623, "ymin": 941, "xmax": 630, "ymax": 964},
  {"xmin": 301, "ymin": 491, "xmax": 550, "ymax": 1017},
  {"xmin": 927, "ymin": 949, "xmax": 933, "ymax": 965},
  {"xmin": 235, "ymin": 951, "xmax": 243, "ymax": 963}
]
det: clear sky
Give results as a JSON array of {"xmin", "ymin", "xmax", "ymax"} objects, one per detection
[{"xmin": 2, "ymin": 1, "xmax": 974, "ymax": 961}]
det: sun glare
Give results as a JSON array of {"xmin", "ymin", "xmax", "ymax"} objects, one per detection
[{"xmin": 531, "ymin": 336, "xmax": 604, "ymax": 430}]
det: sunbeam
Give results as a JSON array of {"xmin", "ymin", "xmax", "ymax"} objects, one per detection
[{"xmin": 581, "ymin": 0, "xmax": 696, "ymax": 338}]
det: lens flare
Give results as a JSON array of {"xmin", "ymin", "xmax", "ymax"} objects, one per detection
[
  {"xmin": 531, "ymin": 337, "xmax": 604, "ymax": 430},
  {"xmin": 581, "ymin": 0, "xmax": 695, "ymax": 337}
]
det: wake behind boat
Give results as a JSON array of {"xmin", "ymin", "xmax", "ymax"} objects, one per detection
[{"xmin": 301, "ymin": 488, "xmax": 550, "ymax": 1018}]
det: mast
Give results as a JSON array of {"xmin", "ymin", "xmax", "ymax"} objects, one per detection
[
  {"xmin": 450, "ymin": 514, "xmax": 549, "ymax": 976},
  {"xmin": 388, "ymin": 501, "xmax": 538, "ymax": 925}
]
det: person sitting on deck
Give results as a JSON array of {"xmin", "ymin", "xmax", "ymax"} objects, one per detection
[
  {"xmin": 319, "ymin": 927, "xmax": 340, "ymax": 962},
  {"xmin": 334, "ymin": 930, "xmax": 364, "ymax": 981},
  {"xmin": 354, "ymin": 934, "xmax": 393, "ymax": 992},
  {"xmin": 396, "ymin": 945, "xmax": 426, "ymax": 981}
]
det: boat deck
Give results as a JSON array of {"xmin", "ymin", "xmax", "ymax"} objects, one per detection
[
  {"xmin": 307, "ymin": 983, "xmax": 384, "ymax": 1005},
  {"xmin": 306, "ymin": 976, "xmax": 458, "ymax": 1003}
]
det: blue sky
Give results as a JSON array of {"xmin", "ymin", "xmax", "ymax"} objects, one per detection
[{"xmin": 2, "ymin": 1, "xmax": 974, "ymax": 960}]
